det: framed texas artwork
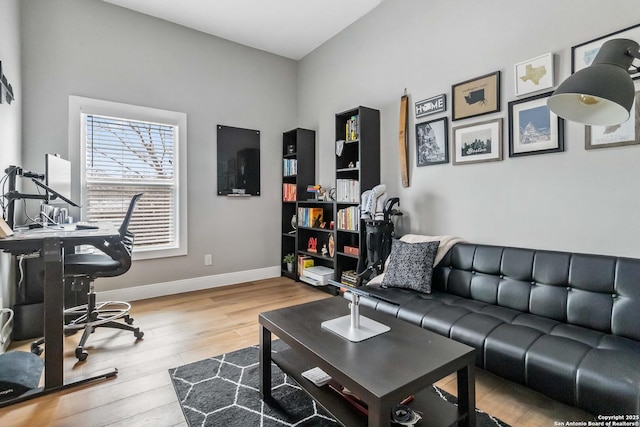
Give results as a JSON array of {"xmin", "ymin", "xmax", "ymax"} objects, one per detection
[{"xmin": 514, "ymin": 53, "xmax": 555, "ymax": 97}]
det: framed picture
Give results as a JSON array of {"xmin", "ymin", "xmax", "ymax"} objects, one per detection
[
  {"xmin": 452, "ymin": 71, "xmax": 501, "ymax": 121},
  {"xmin": 572, "ymin": 23, "xmax": 640, "ymax": 79},
  {"xmin": 415, "ymin": 117, "xmax": 449, "ymax": 166},
  {"xmin": 514, "ymin": 53, "xmax": 555, "ymax": 96},
  {"xmin": 508, "ymin": 92, "xmax": 564, "ymax": 157},
  {"xmin": 415, "ymin": 94, "xmax": 446, "ymax": 118},
  {"xmin": 586, "ymin": 90, "xmax": 640, "ymax": 149},
  {"xmin": 452, "ymin": 118, "xmax": 503, "ymax": 165}
]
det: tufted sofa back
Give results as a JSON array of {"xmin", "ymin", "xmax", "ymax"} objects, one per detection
[{"xmin": 433, "ymin": 243, "xmax": 640, "ymax": 342}]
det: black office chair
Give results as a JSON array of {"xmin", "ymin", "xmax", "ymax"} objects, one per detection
[{"xmin": 32, "ymin": 193, "xmax": 145, "ymax": 361}]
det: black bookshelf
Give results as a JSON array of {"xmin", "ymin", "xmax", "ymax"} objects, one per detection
[
  {"xmin": 281, "ymin": 128, "xmax": 315, "ymax": 279},
  {"xmin": 334, "ymin": 106, "xmax": 380, "ymax": 284}
]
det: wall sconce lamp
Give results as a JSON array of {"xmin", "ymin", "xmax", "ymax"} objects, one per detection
[
  {"xmin": 547, "ymin": 38, "xmax": 640, "ymax": 126},
  {"xmin": 0, "ymin": 61, "xmax": 15, "ymax": 105}
]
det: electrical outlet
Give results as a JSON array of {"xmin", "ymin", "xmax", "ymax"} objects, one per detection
[{"xmin": 204, "ymin": 254, "xmax": 213, "ymax": 266}]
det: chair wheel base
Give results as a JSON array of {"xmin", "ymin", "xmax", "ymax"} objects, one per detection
[
  {"xmin": 134, "ymin": 329, "xmax": 144, "ymax": 339},
  {"xmin": 75, "ymin": 347, "xmax": 88, "ymax": 361},
  {"xmin": 30, "ymin": 343, "xmax": 43, "ymax": 356}
]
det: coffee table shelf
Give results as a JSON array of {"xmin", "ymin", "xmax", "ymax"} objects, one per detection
[{"xmin": 272, "ymin": 347, "xmax": 463, "ymax": 427}]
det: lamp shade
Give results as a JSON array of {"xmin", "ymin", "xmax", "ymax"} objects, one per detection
[{"xmin": 547, "ymin": 38, "xmax": 639, "ymax": 126}]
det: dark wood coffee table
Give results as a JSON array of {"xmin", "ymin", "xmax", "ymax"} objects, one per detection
[{"xmin": 259, "ymin": 297, "xmax": 476, "ymax": 427}]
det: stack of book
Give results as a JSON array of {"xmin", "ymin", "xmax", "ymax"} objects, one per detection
[
  {"xmin": 297, "ymin": 207, "xmax": 324, "ymax": 228},
  {"xmin": 297, "ymin": 255, "xmax": 314, "ymax": 277},
  {"xmin": 336, "ymin": 179, "xmax": 360, "ymax": 202},
  {"xmin": 282, "ymin": 183, "xmax": 296, "ymax": 201},
  {"xmin": 283, "ymin": 158, "xmax": 297, "ymax": 176},
  {"xmin": 345, "ymin": 115, "xmax": 359, "ymax": 142},
  {"xmin": 336, "ymin": 206, "xmax": 359, "ymax": 231},
  {"xmin": 340, "ymin": 270, "xmax": 358, "ymax": 287}
]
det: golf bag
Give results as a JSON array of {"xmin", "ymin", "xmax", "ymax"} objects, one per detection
[{"xmin": 356, "ymin": 187, "xmax": 401, "ymax": 284}]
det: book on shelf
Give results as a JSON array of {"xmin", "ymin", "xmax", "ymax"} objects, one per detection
[
  {"xmin": 345, "ymin": 115, "xmax": 360, "ymax": 142},
  {"xmin": 297, "ymin": 255, "xmax": 314, "ymax": 277},
  {"xmin": 344, "ymin": 245, "xmax": 359, "ymax": 256},
  {"xmin": 328, "ymin": 380, "xmax": 368, "ymax": 415},
  {"xmin": 297, "ymin": 207, "xmax": 324, "ymax": 228},
  {"xmin": 336, "ymin": 206, "xmax": 359, "ymax": 231},
  {"xmin": 340, "ymin": 270, "xmax": 359, "ymax": 287},
  {"xmin": 282, "ymin": 183, "xmax": 296, "ymax": 201},
  {"xmin": 283, "ymin": 158, "xmax": 297, "ymax": 176},
  {"xmin": 336, "ymin": 179, "xmax": 360, "ymax": 202}
]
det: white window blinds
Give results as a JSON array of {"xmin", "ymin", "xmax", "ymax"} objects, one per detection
[{"xmin": 84, "ymin": 114, "xmax": 178, "ymax": 251}]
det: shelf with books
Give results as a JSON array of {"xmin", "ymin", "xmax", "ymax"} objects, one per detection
[
  {"xmin": 298, "ymin": 226, "xmax": 335, "ymax": 261},
  {"xmin": 334, "ymin": 106, "xmax": 379, "ymax": 283},
  {"xmin": 336, "ymin": 205, "xmax": 359, "ymax": 231},
  {"xmin": 296, "ymin": 199, "xmax": 335, "ymax": 294},
  {"xmin": 281, "ymin": 128, "xmax": 315, "ymax": 279}
]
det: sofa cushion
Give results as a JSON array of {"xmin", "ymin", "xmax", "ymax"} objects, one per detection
[
  {"xmin": 420, "ymin": 305, "xmax": 471, "ymax": 336},
  {"xmin": 577, "ymin": 349, "xmax": 640, "ymax": 415},
  {"xmin": 526, "ymin": 335, "xmax": 591, "ymax": 407},
  {"xmin": 550, "ymin": 323, "xmax": 605, "ymax": 348},
  {"xmin": 449, "ymin": 313, "xmax": 503, "ymax": 366},
  {"xmin": 381, "ymin": 239, "xmax": 439, "ymax": 294},
  {"xmin": 612, "ymin": 258, "xmax": 640, "ymax": 341},
  {"xmin": 484, "ymin": 323, "xmax": 544, "ymax": 384},
  {"xmin": 367, "ymin": 235, "xmax": 464, "ymax": 287},
  {"xmin": 511, "ymin": 313, "xmax": 560, "ymax": 334}
]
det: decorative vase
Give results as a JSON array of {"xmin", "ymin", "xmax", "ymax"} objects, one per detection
[{"xmin": 287, "ymin": 262, "xmax": 294, "ymax": 272}]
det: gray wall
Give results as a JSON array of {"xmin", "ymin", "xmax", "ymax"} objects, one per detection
[
  {"xmin": 299, "ymin": 0, "xmax": 640, "ymax": 258},
  {"xmin": 20, "ymin": 0, "xmax": 298, "ymax": 291},
  {"xmin": 0, "ymin": 0, "xmax": 21, "ymax": 317}
]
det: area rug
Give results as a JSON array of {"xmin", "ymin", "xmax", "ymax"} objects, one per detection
[{"xmin": 169, "ymin": 341, "xmax": 510, "ymax": 426}]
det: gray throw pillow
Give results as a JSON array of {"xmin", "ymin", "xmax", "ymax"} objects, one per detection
[{"xmin": 381, "ymin": 239, "xmax": 439, "ymax": 294}]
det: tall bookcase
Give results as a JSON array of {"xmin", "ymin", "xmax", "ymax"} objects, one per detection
[
  {"xmin": 334, "ymin": 106, "xmax": 380, "ymax": 283},
  {"xmin": 281, "ymin": 128, "xmax": 315, "ymax": 279}
]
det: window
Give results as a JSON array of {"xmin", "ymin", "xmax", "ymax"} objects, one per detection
[{"xmin": 69, "ymin": 96, "xmax": 187, "ymax": 259}]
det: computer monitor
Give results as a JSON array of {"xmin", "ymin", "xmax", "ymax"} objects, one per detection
[{"xmin": 45, "ymin": 154, "xmax": 71, "ymax": 204}]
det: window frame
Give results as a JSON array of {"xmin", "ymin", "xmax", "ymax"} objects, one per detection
[{"xmin": 69, "ymin": 96, "xmax": 188, "ymax": 260}]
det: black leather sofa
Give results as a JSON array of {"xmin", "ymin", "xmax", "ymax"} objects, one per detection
[{"xmin": 356, "ymin": 242, "xmax": 640, "ymax": 416}]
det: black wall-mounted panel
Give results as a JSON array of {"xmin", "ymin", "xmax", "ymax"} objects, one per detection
[{"xmin": 217, "ymin": 125, "xmax": 260, "ymax": 196}]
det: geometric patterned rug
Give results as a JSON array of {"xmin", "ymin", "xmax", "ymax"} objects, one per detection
[{"xmin": 169, "ymin": 340, "xmax": 510, "ymax": 426}]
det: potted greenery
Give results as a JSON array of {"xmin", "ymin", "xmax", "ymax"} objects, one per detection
[{"xmin": 283, "ymin": 253, "xmax": 295, "ymax": 272}]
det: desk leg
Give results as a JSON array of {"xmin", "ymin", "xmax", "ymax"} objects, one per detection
[
  {"xmin": 259, "ymin": 325, "xmax": 272, "ymax": 400},
  {"xmin": 368, "ymin": 400, "xmax": 391, "ymax": 427},
  {"xmin": 457, "ymin": 361, "xmax": 476, "ymax": 427},
  {"xmin": 42, "ymin": 238, "xmax": 64, "ymax": 389}
]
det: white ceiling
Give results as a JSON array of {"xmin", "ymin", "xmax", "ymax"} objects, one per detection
[{"xmin": 102, "ymin": 0, "xmax": 383, "ymax": 60}]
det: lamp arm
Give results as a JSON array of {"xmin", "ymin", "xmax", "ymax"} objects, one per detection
[
  {"xmin": 626, "ymin": 48, "xmax": 640, "ymax": 60},
  {"xmin": 626, "ymin": 47, "xmax": 640, "ymax": 73}
]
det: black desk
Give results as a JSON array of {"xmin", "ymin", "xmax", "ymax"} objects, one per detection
[{"xmin": 0, "ymin": 224, "xmax": 120, "ymax": 407}]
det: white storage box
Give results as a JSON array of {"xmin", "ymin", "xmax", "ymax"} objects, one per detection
[{"xmin": 300, "ymin": 266, "xmax": 334, "ymax": 286}]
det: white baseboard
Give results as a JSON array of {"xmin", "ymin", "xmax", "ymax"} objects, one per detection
[{"xmin": 97, "ymin": 266, "xmax": 282, "ymax": 302}]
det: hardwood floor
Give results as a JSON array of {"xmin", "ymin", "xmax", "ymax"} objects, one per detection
[{"xmin": 0, "ymin": 277, "xmax": 594, "ymax": 426}]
